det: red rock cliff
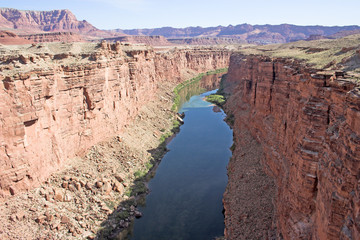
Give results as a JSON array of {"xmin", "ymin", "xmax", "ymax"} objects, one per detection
[
  {"xmin": 0, "ymin": 43, "xmax": 230, "ymax": 198},
  {"xmin": 0, "ymin": 8, "xmax": 93, "ymax": 33},
  {"xmin": 224, "ymin": 54, "xmax": 360, "ymax": 239}
]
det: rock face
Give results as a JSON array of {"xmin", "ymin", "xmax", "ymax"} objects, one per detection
[
  {"xmin": 0, "ymin": 30, "xmax": 32, "ymax": 45},
  {"xmin": 0, "ymin": 42, "xmax": 230, "ymax": 198},
  {"xmin": 0, "ymin": 8, "xmax": 93, "ymax": 33},
  {"xmin": 0, "ymin": 8, "xmax": 116, "ymax": 39},
  {"xmin": 223, "ymin": 54, "xmax": 360, "ymax": 239},
  {"xmin": 19, "ymin": 32, "xmax": 86, "ymax": 43}
]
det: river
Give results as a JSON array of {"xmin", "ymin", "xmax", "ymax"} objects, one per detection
[{"xmin": 129, "ymin": 74, "xmax": 233, "ymax": 240}]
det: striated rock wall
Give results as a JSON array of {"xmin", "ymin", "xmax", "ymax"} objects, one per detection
[
  {"xmin": 0, "ymin": 43, "xmax": 230, "ymax": 198},
  {"xmin": 223, "ymin": 54, "xmax": 360, "ymax": 239},
  {"xmin": 0, "ymin": 8, "xmax": 95, "ymax": 34},
  {"xmin": 0, "ymin": 30, "xmax": 32, "ymax": 45},
  {"xmin": 0, "ymin": 8, "xmax": 119, "ymax": 39},
  {"xmin": 19, "ymin": 32, "xmax": 86, "ymax": 43}
]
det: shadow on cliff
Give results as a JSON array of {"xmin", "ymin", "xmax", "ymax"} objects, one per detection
[{"xmin": 95, "ymin": 131, "xmax": 179, "ymax": 240}]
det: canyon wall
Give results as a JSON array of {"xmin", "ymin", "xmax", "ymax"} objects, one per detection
[
  {"xmin": 223, "ymin": 54, "xmax": 360, "ymax": 239},
  {"xmin": 0, "ymin": 43, "xmax": 230, "ymax": 198}
]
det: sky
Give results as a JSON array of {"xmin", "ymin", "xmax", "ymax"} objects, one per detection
[{"xmin": 1, "ymin": 0, "xmax": 359, "ymax": 30}]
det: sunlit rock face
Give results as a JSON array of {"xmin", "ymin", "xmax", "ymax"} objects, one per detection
[
  {"xmin": 0, "ymin": 42, "xmax": 230, "ymax": 198},
  {"xmin": 224, "ymin": 54, "xmax": 360, "ymax": 240}
]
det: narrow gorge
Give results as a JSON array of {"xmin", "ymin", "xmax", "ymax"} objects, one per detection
[
  {"xmin": 0, "ymin": 41, "xmax": 232, "ymax": 239},
  {"xmin": 1, "ymin": 37, "xmax": 360, "ymax": 240}
]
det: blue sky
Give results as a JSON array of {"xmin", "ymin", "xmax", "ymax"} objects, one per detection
[{"xmin": 1, "ymin": 0, "xmax": 359, "ymax": 30}]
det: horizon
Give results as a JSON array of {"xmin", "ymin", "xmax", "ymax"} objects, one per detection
[
  {"xmin": 1, "ymin": 0, "xmax": 359, "ymax": 30},
  {"xmin": 1, "ymin": 7, "xmax": 359, "ymax": 30}
]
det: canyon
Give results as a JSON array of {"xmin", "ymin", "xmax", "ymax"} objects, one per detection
[{"xmin": 1, "ymin": 7, "xmax": 360, "ymax": 240}]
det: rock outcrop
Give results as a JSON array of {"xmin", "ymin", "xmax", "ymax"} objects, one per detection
[
  {"xmin": 0, "ymin": 42, "xmax": 230, "ymax": 198},
  {"xmin": 19, "ymin": 32, "xmax": 86, "ymax": 43},
  {"xmin": 0, "ymin": 8, "xmax": 117, "ymax": 39},
  {"xmin": 0, "ymin": 30, "xmax": 32, "ymax": 45},
  {"xmin": 223, "ymin": 54, "xmax": 360, "ymax": 239}
]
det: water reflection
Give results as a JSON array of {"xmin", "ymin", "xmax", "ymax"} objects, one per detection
[{"xmin": 177, "ymin": 73, "xmax": 223, "ymax": 111}]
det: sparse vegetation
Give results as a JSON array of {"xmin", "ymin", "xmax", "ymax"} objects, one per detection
[
  {"xmin": 115, "ymin": 210, "xmax": 130, "ymax": 220},
  {"xmin": 134, "ymin": 170, "xmax": 146, "ymax": 179},
  {"xmin": 130, "ymin": 181, "xmax": 147, "ymax": 196},
  {"xmin": 206, "ymin": 94, "xmax": 226, "ymax": 106}
]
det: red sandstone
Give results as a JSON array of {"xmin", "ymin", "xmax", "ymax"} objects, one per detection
[
  {"xmin": 0, "ymin": 31, "xmax": 32, "ymax": 45},
  {"xmin": 223, "ymin": 54, "xmax": 360, "ymax": 239},
  {"xmin": 0, "ymin": 43, "xmax": 230, "ymax": 199},
  {"xmin": 19, "ymin": 32, "xmax": 86, "ymax": 43}
]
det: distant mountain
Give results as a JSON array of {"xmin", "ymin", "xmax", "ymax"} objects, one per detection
[
  {"xmin": 119, "ymin": 24, "xmax": 360, "ymax": 44},
  {"xmin": 329, "ymin": 29, "xmax": 360, "ymax": 38},
  {"xmin": 1, "ymin": 8, "xmax": 359, "ymax": 45},
  {"xmin": 0, "ymin": 8, "xmax": 119, "ymax": 39},
  {"xmin": 103, "ymin": 35, "xmax": 171, "ymax": 46}
]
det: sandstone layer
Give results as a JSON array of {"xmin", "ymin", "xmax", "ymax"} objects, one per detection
[
  {"xmin": 0, "ymin": 41, "xmax": 230, "ymax": 199},
  {"xmin": 19, "ymin": 32, "xmax": 86, "ymax": 43},
  {"xmin": 0, "ymin": 31, "xmax": 32, "ymax": 45},
  {"xmin": 223, "ymin": 54, "xmax": 360, "ymax": 239}
]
